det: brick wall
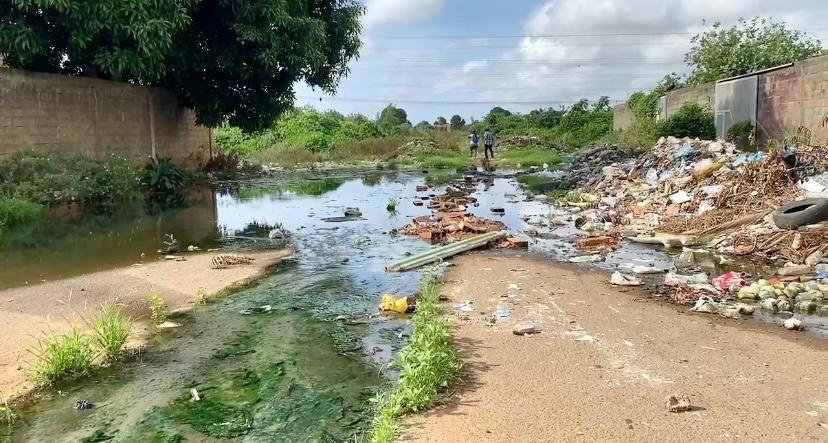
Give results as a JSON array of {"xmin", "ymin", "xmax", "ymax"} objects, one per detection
[
  {"xmin": 0, "ymin": 68, "xmax": 211, "ymax": 166},
  {"xmin": 757, "ymin": 54, "xmax": 828, "ymax": 145},
  {"xmin": 664, "ymin": 83, "xmax": 716, "ymax": 117},
  {"xmin": 613, "ymin": 103, "xmax": 633, "ymax": 131}
]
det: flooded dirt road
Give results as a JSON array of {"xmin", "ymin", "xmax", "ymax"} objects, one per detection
[{"xmin": 3, "ymin": 170, "xmax": 827, "ymax": 441}]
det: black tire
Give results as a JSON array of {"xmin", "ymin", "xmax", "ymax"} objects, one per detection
[{"xmin": 772, "ymin": 198, "xmax": 828, "ymax": 230}]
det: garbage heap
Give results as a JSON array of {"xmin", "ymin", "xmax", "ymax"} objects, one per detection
[
  {"xmin": 556, "ymin": 136, "xmax": 828, "ymax": 323},
  {"xmin": 565, "ymin": 136, "xmax": 828, "ymax": 263},
  {"xmin": 397, "ymin": 177, "xmax": 509, "ymax": 245}
]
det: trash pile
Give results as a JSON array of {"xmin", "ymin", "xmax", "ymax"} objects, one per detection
[
  {"xmin": 520, "ymin": 144, "xmax": 629, "ymax": 192},
  {"xmin": 397, "ymin": 177, "xmax": 514, "ymax": 245}
]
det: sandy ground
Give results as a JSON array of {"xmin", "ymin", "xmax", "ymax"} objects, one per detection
[
  {"xmin": 0, "ymin": 249, "xmax": 292, "ymax": 396},
  {"xmin": 403, "ymin": 252, "xmax": 828, "ymax": 442}
]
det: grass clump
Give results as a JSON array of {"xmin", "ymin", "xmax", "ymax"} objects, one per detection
[
  {"xmin": 26, "ymin": 326, "xmax": 95, "ymax": 385},
  {"xmin": 368, "ymin": 271, "xmax": 462, "ymax": 442},
  {"xmin": 148, "ymin": 294, "xmax": 168, "ymax": 326},
  {"xmin": 0, "ymin": 196, "xmax": 41, "ymax": 236},
  {"xmin": 88, "ymin": 304, "xmax": 132, "ymax": 362},
  {"xmin": 193, "ymin": 289, "xmax": 209, "ymax": 306}
]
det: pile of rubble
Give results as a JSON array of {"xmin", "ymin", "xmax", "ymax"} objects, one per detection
[
  {"xmin": 397, "ymin": 176, "xmax": 518, "ymax": 246},
  {"xmin": 521, "ymin": 144, "xmax": 630, "ymax": 192}
]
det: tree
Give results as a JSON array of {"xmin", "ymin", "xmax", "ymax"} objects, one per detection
[
  {"xmin": 450, "ymin": 115, "xmax": 465, "ymax": 130},
  {"xmin": 0, "ymin": 0, "xmax": 364, "ymax": 131},
  {"xmin": 415, "ymin": 120, "xmax": 434, "ymax": 131},
  {"xmin": 435, "ymin": 116, "xmax": 447, "ymax": 125},
  {"xmin": 686, "ymin": 17, "xmax": 822, "ymax": 85},
  {"xmin": 377, "ymin": 104, "xmax": 410, "ymax": 135},
  {"xmin": 628, "ymin": 73, "xmax": 685, "ymax": 120}
]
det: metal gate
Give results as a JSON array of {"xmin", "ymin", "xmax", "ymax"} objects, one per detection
[{"xmin": 715, "ymin": 76, "xmax": 758, "ymax": 139}]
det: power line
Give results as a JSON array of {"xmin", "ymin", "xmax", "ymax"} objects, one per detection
[
  {"xmin": 298, "ymin": 96, "xmax": 624, "ymax": 105},
  {"xmin": 364, "ymin": 28, "xmax": 828, "ymax": 40}
]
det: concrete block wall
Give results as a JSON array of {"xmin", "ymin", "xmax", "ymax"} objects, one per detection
[
  {"xmin": 0, "ymin": 68, "xmax": 211, "ymax": 166},
  {"xmin": 664, "ymin": 83, "xmax": 715, "ymax": 117},
  {"xmin": 612, "ymin": 103, "xmax": 633, "ymax": 131}
]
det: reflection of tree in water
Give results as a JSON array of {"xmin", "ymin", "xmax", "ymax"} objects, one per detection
[
  {"xmin": 361, "ymin": 174, "xmax": 383, "ymax": 187},
  {"xmin": 234, "ymin": 178, "xmax": 346, "ymax": 200}
]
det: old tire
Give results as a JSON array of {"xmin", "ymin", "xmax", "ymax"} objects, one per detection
[{"xmin": 772, "ymin": 198, "xmax": 828, "ymax": 230}]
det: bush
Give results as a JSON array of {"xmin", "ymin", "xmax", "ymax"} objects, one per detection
[
  {"xmin": 88, "ymin": 304, "xmax": 132, "ymax": 362},
  {"xmin": 0, "ymin": 151, "xmax": 142, "ymax": 213},
  {"xmin": 0, "ymin": 197, "xmax": 41, "ymax": 234},
  {"xmin": 656, "ymin": 103, "xmax": 716, "ymax": 139},
  {"xmin": 618, "ymin": 118, "xmax": 659, "ymax": 153},
  {"xmin": 27, "ymin": 326, "xmax": 95, "ymax": 385},
  {"xmin": 148, "ymin": 294, "xmax": 168, "ymax": 326},
  {"xmin": 142, "ymin": 156, "xmax": 191, "ymax": 210},
  {"xmin": 727, "ymin": 121, "xmax": 755, "ymax": 149}
]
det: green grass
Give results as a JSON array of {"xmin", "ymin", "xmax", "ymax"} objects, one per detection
[
  {"xmin": 88, "ymin": 304, "xmax": 132, "ymax": 362},
  {"xmin": 368, "ymin": 270, "xmax": 462, "ymax": 443},
  {"xmin": 496, "ymin": 148, "xmax": 563, "ymax": 168},
  {"xmin": 26, "ymin": 326, "xmax": 95, "ymax": 385},
  {"xmin": 148, "ymin": 294, "xmax": 168, "ymax": 326},
  {"xmin": 0, "ymin": 196, "xmax": 42, "ymax": 235}
]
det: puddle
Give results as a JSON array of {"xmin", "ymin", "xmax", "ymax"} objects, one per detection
[{"xmin": 3, "ymin": 169, "xmax": 826, "ymax": 441}]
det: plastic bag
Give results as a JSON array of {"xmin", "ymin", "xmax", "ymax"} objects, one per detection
[
  {"xmin": 712, "ymin": 271, "xmax": 747, "ymax": 291},
  {"xmin": 379, "ymin": 294, "xmax": 413, "ymax": 314}
]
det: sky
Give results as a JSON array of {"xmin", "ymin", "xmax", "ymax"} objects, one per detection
[{"xmin": 294, "ymin": 0, "xmax": 828, "ymax": 124}]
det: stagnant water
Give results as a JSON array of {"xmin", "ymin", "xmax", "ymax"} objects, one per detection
[
  {"xmin": 3, "ymin": 170, "xmax": 826, "ymax": 441},
  {"xmin": 2, "ymin": 171, "xmax": 561, "ymax": 442}
]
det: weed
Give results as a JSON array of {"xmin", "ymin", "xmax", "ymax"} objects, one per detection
[
  {"xmin": 148, "ymin": 294, "xmax": 168, "ymax": 326},
  {"xmin": 0, "ymin": 394, "xmax": 14, "ymax": 426},
  {"xmin": 618, "ymin": 117, "xmax": 659, "ymax": 153},
  {"xmin": 26, "ymin": 326, "xmax": 95, "ymax": 385},
  {"xmin": 193, "ymin": 289, "xmax": 209, "ymax": 306},
  {"xmin": 88, "ymin": 304, "xmax": 132, "ymax": 362},
  {"xmin": 142, "ymin": 156, "xmax": 190, "ymax": 211},
  {"xmin": 0, "ymin": 196, "xmax": 41, "ymax": 235},
  {"xmin": 368, "ymin": 270, "xmax": 462, "ymax": 442},
  {"xmin": 386, "ymin": 198, "xmax": 397, "ymax": 212},
  {"xmin": 656, "ymin": 103, "xmax": 716, "ymax": 139},
  {"xmin": 497, "ymin": 149, "xmax": 563, "ymax": 168}
]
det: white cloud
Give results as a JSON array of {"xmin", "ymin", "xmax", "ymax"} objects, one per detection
[
  {"xmin": 462, "ymin": 60, "xmax": 489, "ymax": 73},
  {"xmin": 363, "ymin": 0, "xmax": 444, "ymax": 29}
]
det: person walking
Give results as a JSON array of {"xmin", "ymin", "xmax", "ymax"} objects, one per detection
[
  {"xmin": 469, "ymin": 131, "xmax": 480, "ymax": 158},
  {"xmin": 484, "ymin": 128, "xmax": 495, "ymax": 159}
]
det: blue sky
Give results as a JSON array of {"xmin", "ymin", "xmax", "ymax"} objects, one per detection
[{"xmin": 295, "ymin": 0, "xmax": 828, "ymax": 124}]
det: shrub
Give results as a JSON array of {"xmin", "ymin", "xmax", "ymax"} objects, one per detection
[
  {"xmin": 142, "ymin": 156, "xmax": 191, "ymax": 210},
  {"xmin": 88, "ymin": 304, "xmax": 132, "ymax": 362},
  {"xmin": 0, "ymin": 197, "xmax": 41, "ymax": 234},
  {"xmin": 0, "ymin": 151, "xmax": 142, "ymax": 213},
  {"xmin": 192, "ymin": 289, "xmax": 208, "ymax": 306},
  {"xmin": 727, "ymin": 121, "xmax": 755, "ymax": 149},
  {"xmin": 618, "ymin": 117, "xmax": 659, "ymax": 153},
  {"xmin": 27, "ymin": 326, "xmax": 95, "ymax": 385},
  {"xmin": 656, "ymin": 103, "xmax": 716, "ymax": 139},
  {"xmin": 147, "ymin": 294, "xmax": 168, "ymax": 326}
]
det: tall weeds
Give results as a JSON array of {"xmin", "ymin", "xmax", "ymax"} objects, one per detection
[
  {"xmin": 368, "ymin": 270, "xmax": 462, "ymax": 443},
  {"xmin": 88, "ymin": 304, "xmax": 132, "ymax": 362},
  {"xmin": 26, "ymin": 326, "xmax": 95, "ymax": 385}
]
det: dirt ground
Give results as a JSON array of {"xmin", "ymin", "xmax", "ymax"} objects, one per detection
[
  {"xmin": 403, "ymin": 252, "xmax": 828, "ymax": 442},
  {"xmin": 0, "ymin": 249, "xmax": 292, "ymax": 396}
]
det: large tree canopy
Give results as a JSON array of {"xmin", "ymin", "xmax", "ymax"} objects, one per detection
[
  {"xmin": 686, "ymin": 17, "xmax": 823, "ymax": 85},
  {"xmin": 0, "ymin": 0, "xmax": 364, "ymax": 131}
]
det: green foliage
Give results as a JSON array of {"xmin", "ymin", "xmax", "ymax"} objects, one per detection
[
  {"xmin": 0, "ymin": 196, "xmax": 41, "ymax": 235},
  {"xmin": 686, "ymin": 17, "xmax": 823, "ymax": 85},
  {"xmin": 192, "ymin": 289, "xmax": 209, "ymax": 306},
  {"xmin": 386, "ymin": 198, "xmax": 397, "ymax": 212},
  {"xmin": 148, "ymin": 294, "xmax": 168, "ymax": 326},
  {"xmin": 618, "ymin": 118, "xmax": 659, "ymax": 153},
  {"xmin": 88, "ymin": 304, "xmax": 132, "ymax": 363},
  {"xmin": 142, "ymin": 157, "xmax": 191, "ymax": 210},
  {"xmin": 497, "ymin": 149, "xmax": 563, "ymax": 168},
  {"xmin": 415, "ymin": 120, "xmax": 434, "ymax": 131},
  {"xmin": 656, "ymin": 103, "xmax": 716, "ymax": 139},
  {"xmin": 0, "ymin": 151, "xmax": 142, "ymax": 213},
  {"xmin": 550, "ymin": 97, "xmax": 613, "ymax": 148},
  {"xmin": 627, "ymin": 73, "xmax": 685, "ymax": 120},
  {"xmin": 727, "ymin": 121, "xmax": 756, "ymax": 150},
  {"xmin": 26, "ymin": 326, "xmax": 95, "ymax": 385},
  {"xmin": 368, "ymin": 271, "xmax": 462, "ymax": 443},
  {"xmin": 449, "ymin": 115, "xmax": 465, "ymax": 130},
  {"xmin": 0, "ymin": 0, "xmax": 364, "ymax": 131},
  {"xmin": 377, "ymin": 104, "xmax": 411, "ymax": 135}
]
